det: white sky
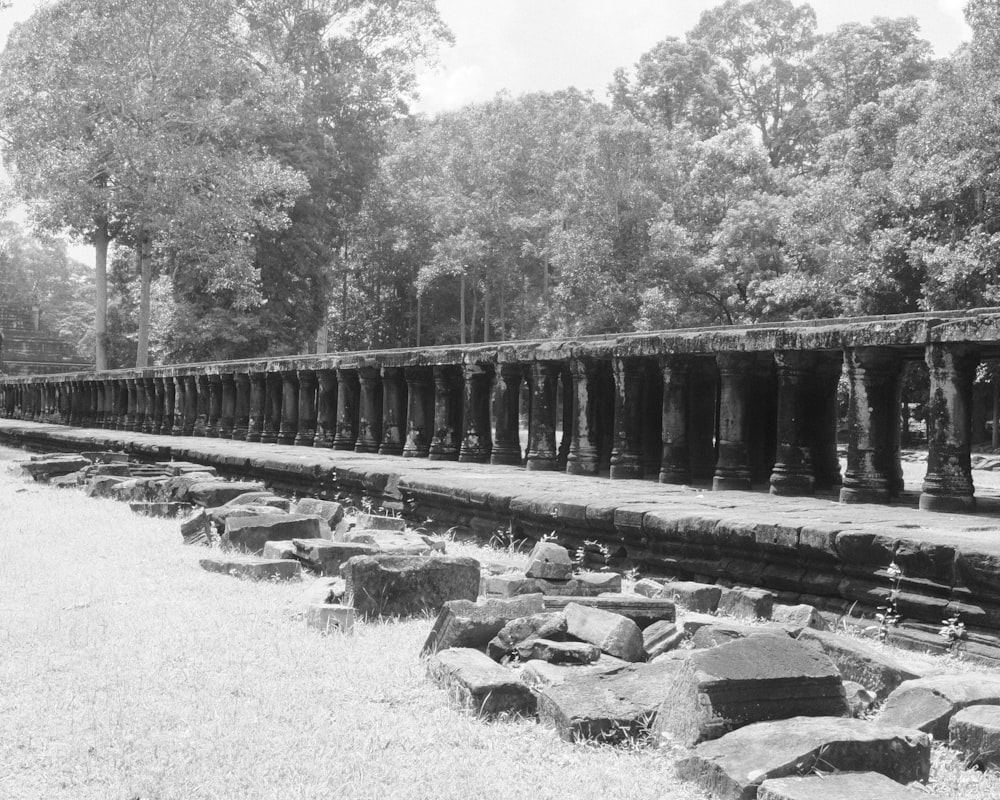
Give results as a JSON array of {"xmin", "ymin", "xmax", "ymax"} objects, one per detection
[{"xmin": 0, "ymin": 0, "xmax": 975, "ymax": 265}]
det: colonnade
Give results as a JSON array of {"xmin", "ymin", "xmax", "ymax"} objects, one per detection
[{"xmin": 0, "ymin": 339, "xmax": 983, "ymax": 512}]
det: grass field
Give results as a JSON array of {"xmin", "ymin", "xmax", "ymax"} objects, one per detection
[{"xmin": 1, "ymin": 445, "xmax": 998, "ymax": 800}]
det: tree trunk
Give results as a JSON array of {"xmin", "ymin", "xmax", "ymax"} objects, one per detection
[
  {"xmin": 993, "ymin": 381, "xmax": 999, "ymax": 450},
  {"xmin": 316, "ymin": 308, "xmax": 328, "ymax": 354},
  {"xmin": 416, "ymin": 293, "xmax": 422, "ymax": 347},
  {"xmin": 470, "ymin": 278, "xmax": 478, "ymax": 344},
  {"xmin": 499, "ymin": 283, "xmax": 506, "ymax": 342},
  {"xmin": 94, "ymin": 220, "xmax": 109, "ymax": 371},
  {"xmin": 459, "ymin": 273, "xmax": 466, "ymax": 345},
  {"xmin": 135, "ymin": 232, "xmax": 151, "ymax": 368},
  {"xmin": 483, "ymin": 287, "xmax": 490, "ymax": 343}
]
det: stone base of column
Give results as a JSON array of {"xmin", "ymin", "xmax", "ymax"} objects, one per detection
[
  {"xmin": 610, "ymin": 463, "xmax": 642, "ymax": 480},
  {"xmin": 458, "ymin": 451, "xmax": 490, "ymax": 464},
  {"xmin": 294, "ymin": 429, "xmax": 315, "ymax": 447},
  {"xmin": 354, "ymin": 442, "xmax": 379, "ymax": 454},
  {"xmin": 566, "ymin": 458, "xmax": 598, "ymax": 475},
  {"xmin": 313, "ymin": 434, "xmax": 334, "ymax": 449},
  {"xmin": 839, "ymin": 485, "xmax": 889, "ymax": 504},
  {"xmin": 490, "ymin": 447, "xmax": 522, "ymax": 466},
  {"xmin": 206, "ymin": 430, "xmax": 219, "ymax": 439},
  {"xmin": 428, "ymin": 451, "xmax": 459, "ymax": 461},
  {"xmin": 919, "ymin": 491, "xmax": 975, "ymax": 512},
  {"xmin": 332, "ymin": 441, "xmax": 354, "ymax": 451},
  {"xmin": 769, "ymin": 469, "xmax": 815, "ymax": 496},
  {"xmin": 659, "ymin": 467, "xmax": 690, "ymax": 485},
  {"xmin": 277, "ymin": 432, "xmax": 296, "ymax": 445},
  {"xmin": 713, "ymin": 474, "xmax": 751, "ymax": 491},
  {"xmin": 378, "ymin": 443, "xmax": 403, "ymax": 456},
  {"xmin": 525, "ymin": 456, "xmax": 557, "ymax": 471}
]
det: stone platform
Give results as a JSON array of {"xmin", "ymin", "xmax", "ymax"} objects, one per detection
[{"xmin": 4, "ymin": 418, "xmax": 1000, "ymax": 659}]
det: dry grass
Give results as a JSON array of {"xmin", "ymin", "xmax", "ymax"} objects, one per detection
[{"xmin": 2, "ymin": 445, "xmax": 999, "ymax": 800}]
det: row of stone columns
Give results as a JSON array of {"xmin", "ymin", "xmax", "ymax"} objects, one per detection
[{"xmin": 0, "ymin": 341, "xmax": 983, "ymax": 510}]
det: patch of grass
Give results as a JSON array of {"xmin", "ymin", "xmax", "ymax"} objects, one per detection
[{"xmin": 0, "ymin": 450, "xmax": 697, "ymax": 800}]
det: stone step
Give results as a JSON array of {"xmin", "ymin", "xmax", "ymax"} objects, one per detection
[{"xmin": 198, "ymin": 554, "xmax": 302, "ymax": 581}]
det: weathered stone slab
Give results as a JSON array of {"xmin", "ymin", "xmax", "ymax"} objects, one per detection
[
  {"xmin": 222, "ymin": 513, "xmax": 323, "ymax": 554},
  {"xmin": 157, "ymin": 473, "xmax": 218, "ymax": 501},
  {"xmin": 536, "ymin": 658, "xmax": 683, "ymax": 743},
  {"xmin": 879, "ymin": 673, "xmax": 1000, "ymax": 739},
  {"xmin": 49, "ymin": 473, "xmax": 81, "ymax": 488},
  {"xmin": 488, "ymin": 611, "xmax": 568, "ymax": 660},
  {"xmin": 90, "ymin": 462, "xmax": 132, "ymax": 477},
  {"xmin": 949, "ymin": 704, "xmax": 1000, "ymax": 769},
  {"xmin": 158, "ymin": 461, "xmax": 217, "ymax": 476},
  {"xmin": 305, "ymin": 603, "xmax": 355, "ymax": 634},
  {"xmin": 797, "ymin": 628, "xmax": 926, "ymax": 700},
  {"xmin": 82, "ymin": 451, "xmax": 129, "ymax": 464},
  {"xmin": 355, "ymin": 512, "xmax": 406, "ymax": 531},
  {"xmin": 129, "ymin": 501, "xmax": 189, "ymax": 518},
  {"xmin": 181, "ymin": 511, "xmax": 216, "ymax": 546},
  {"xmin": 718, "ymin": 585, "xmax": 775, "ymax": 619},
  {"xmin": 301, "ymin": 576, "xmax": 346, "ymax": 606},
  {"xmin": 771, "ymin": 604, "xmax": 829, "ymax": 634},
  {"xmin": 844, "ymin": 680, "xmax": 877, "ymax": 719},
  {"xmin": 643, "ymin": 620, "xmax": 684, "ymax": 659},
  {"xmin": 519, "ymin": 656, "xmax": 628, "ymax": 689},
  {"xmin": 21, "ymin": 455, "xmax": 91, "ymax": 480},
  {"xmin": 481, "ymin": 572, "xmax": 619, "ymax": 598},
  {"xmin": 563, "ymin": 602, "xmax": 645, "ymax": 662},
  {"xmin": 85, "ymin": 475, "xmax": 128, "ymax": 498},
  {"xmin": 426, "ymin": 647, "xmax": 535, "ymax": 717},
  {"xmin": 421, "ymin": 594, "xmax": 546, "ymax": 655},
  {"xmin": 575, "ymin": 571, "xmax": 622, "ymax": 593},
  {"xmin": 525, "ymin": 541, "xmax": 574, "ymax": 580},
  {"xmin": 757, "ymin": 772, "xmax": 928, "ymax": 800},
  {"xmin": 543, "ymin": 595, "xmax": 675, "ymax": 629},
  {"xmin": 293, "ymin": 497, "xmax": 344, "ymax": 531},
  {"xmin": 222, "ymin": 491, "xmax": 290, "ymax": 511},
  {"xmin": 659, "ymin": 634, "xmax": 849, "ymax": 746},
  {"xmin": 287, "ymin": 538, "xmax": 378, "ymax": 575},
  {"xmin": 262, "ymin": 540, "xmax": 296, "ymax": 560},
  {"xmin": 344, "ymin": 529, "xmax": 432, "ymax": 555},
  {"xmin": 342, "ymin": 555, "xmax": 480, "ymax": 619},
  {"xmin": 209, "ymin": 504, "xmax": 289, "ymax": 532},
  {"xmin": 660, "ymin": 580, "xmax": 722, "ymax": 613},
  {"xmin": 675, "ymin": 716, "xmax": 931, "ymax": 800},
  {"xmin": 519, "ymin": 639, "xmax": 600, "ymax": 665},
  {"xmin": 632, "ymin": 578, "xmax": 665, "ymax": 598},
  {"xmin": 187, "ymin": 480, "xmax": 267, "ymax": 508},
  {"xmin": 199, "ymin": 555, "xmax": 302, "ymax": 581}
]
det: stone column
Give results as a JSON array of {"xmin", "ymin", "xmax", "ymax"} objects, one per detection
[
  {"xmin": 219, "ymin": 373, "xmax": 236, "ymax": 438},
  {"xmin": 526, "ymin": 361, "xmax": 560, "ymax": 471},
  {"xmin": 333, "ymin": 368, "xmax": 359, "ymax": 450},
  {"xmin": 687, "ymin": 360, "xmax": 718, "ymax": 480},
  {"xmin": 113, "ymin": 379, "xmax": 126, "ymax": 430},
  {"xmin": 172, "ymin": 376, "xmax": 186, "ymax": 436},
  {"xmin": 640, "ymin": 361, "xmax": 663, "ymax": 476},
  {"xmin": 161, "ymin": 376, "xmax": 175, "ymax": 436},
  {"xmin": 261, "ymin": 372, "xmax": 282, "ymax": 444},
  {"xmin": 314, "ymin": 369, "xmax": 337, "ymax": 448},
  {"xmin": 142, "ymin": 377, "xmax": 156, "ymax": 433},
  {"xmin": 810, "ymin": 355, "xmax": 843, "ymax": 490},
  {"xmin": 459, "ymin": 363, "xmax": 493, "ymax": 463},
  {"xmin": 294, "ymin": 370, "xmax": 317, "ymax": 446},
  {"xmin": 232, "ymin": 372, "xmax": 250, "ymax": 440},
  {"xmin": 566, "ymin": 357, "xmax": 601, "ymax": 475},
  {"xmin": 151, "ymin": 377, "xmax": 165, "ymax": 435},
  {"xmin": 182, "ymin": 375, "xmax": 198, "ymax": 435},
  {"xmin": 491, "ymin": 362, "xmax": 523, "ymax": 466},
  {"xmin": 660, "ymin": 355, "xmax": 691, "ymax": 484},
  {"xmin": 920, "ymin": 342, "xmax": 978, "ymax": 512},
  {"xmin": 125, "ymin": 378, "xmax": 138, "ymax": 431},
  {"xmin": 840, "ymin": 347, "xmax": 903, "ymax": 504},
  {"xmin": 429, "ymin": 365, "xmax": 461, "ymax": 461},
  {"xmin": 206, "ymin": 373, "xmax": 222, "ymax": 437},
  {"xmin": 713, "ymin": 352, "xmax": 754, "ymax": 491},
  {"xmin": 379, "ymin": 367, "xmax": 406, "ymax": 456},
  {"xmin": 610, "ymin": 356, "xmax": 644, "ymax": 479},
  {"xmin": 355, "ymin": 367, "xmax": 383, "ymax": 453},
  {"xmin": 770, "ymin": 351, "xmax": 818, "ymax": 496},
  {"xmin": 277, "ymin": 371, "xmax": 300, "ymax": 445},
  {"xmin": 246, "ymin": 372, "xmax": 265, "ymax": 443},
  {"xmin": 403, "ymin": 366, "xmax": 433, "ymax": 458}
]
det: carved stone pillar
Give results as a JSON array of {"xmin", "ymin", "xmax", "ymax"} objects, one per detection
[
  {"xmin": 610, "ymin": 356, "xmax": 644, "ymax": 479},
  {"xmin": 567, "ymin": 357, "xmax": 601, "ymax": 475},
  {"xmin": 526, "ymin": 361, "xmax": 560, "ymax": 471},
  {"xmin": 355, "ymin": 367, "xmax": 383, "ymax": 453},
  {"xmin": 920, "ymin": 343, "xmax": 978, "ymax": 512},
  {"xmin": 713, "ymin": 352, "xmax": 754, "ymax": 491},
  {"xmin": 161, "ymin": 376, "xmax": 175, "ymax": 436},
  {"xmin": 403, "ymin": 366, "xmax": 433, "ymax": 458},
  {"xmin": 770, "ymin": 351, "xmax": 817, "ymax": 496},
  {"xmin": 217, "ymin": 373, "xmax": 235, "ymax": 438},
  {"xmin": 246, "ymin": 372, "xmax": 265, "ymax": 443},
  {"xmin": 333, "ymin": 368, "xmax": 359, "ymax": 450},
  {"xmin": 261, "ymin": 372, "xmax": 282, "ymax": 444},
  {"xmin": 141, "ymin": 377, "xmax": 155, "ymax": 433},
  {"xmin": 124, "ymin": 378, "xmax": 138, "ymax": 432},
  {"xmin": 429, "ymin": 365, "xmax": 461, "ymax": 461},
  {"xmin": 810, "ymin": 355, "xmax": 843, "ymax": 489},
  {"xmin": 314, "ymin": 369, "xmax": 337, "ymax": 448},
  {"xmin": 172, "ymin": 377, "xmax": 186, "ymax": 436},
  {"xmin": 660, "ymin": 355, "xmax": 691, "ymax": 484},
  {"xmin": 205, "ymin": 374, "xmax": 222, "ymax": 438},
  {"xmin": 459, "ymin": 363, "xmax": 493, "ymax": 463},
  {"xmin": 232, "ymin": 372, "xmax": 250, "ymax": 440},
  {"xmin": 491, "ymin": 362, "xmax": 523, "ymax": 466},
  {"xmin": 277, "ymin": 371, "xmax": 299, "ymax": 445},
  {"xmin": 840, "ymin": 347, "xmax": 903, "ymax": 504},
  {"xmin": 151, "ymin": 377, "xmax": 165, "ymax": 435},
  {"xmin": 379, "ymin": 367, "xmax": 406, "ymax": 456},
  {"xmin": 294, "ymin": 370, "xmax": 317, "ymax": 446},
  {"xmin": 191, "ymin": 374, "xmax": 208, "ymax": 436}
]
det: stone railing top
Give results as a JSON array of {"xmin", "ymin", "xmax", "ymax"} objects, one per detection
[{"xmin": 5, "ymin": 307, "xmax": 1000, "ymax": 383}]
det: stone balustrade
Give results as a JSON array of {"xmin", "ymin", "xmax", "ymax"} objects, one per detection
[{"xmin": 4, "ymin": 308, "xmax": 1000, "ymax": 512}]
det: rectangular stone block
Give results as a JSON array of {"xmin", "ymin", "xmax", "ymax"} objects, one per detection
[
  {"xmin": 421, "ymin": 594, "xmax": 545, "ymax": 655},
  {"xmin": 563, "ymin": 602, "xmax": 645, "ymax": 662},
  {"xmin": 291, "ymin": 539, "xmax": 378, "ymax": 575},
  {"xmin": 757, "ymin": 771, "xmax": 928, "ymax": 800},
  {"xmin": 355, "ymin": 512, "xmax": 406, "ymax": 531},
  {"xmin": 718, "ymin": 585, "xmax": 775, "ymax": 619},
  {"xmin": 342, "ymin": 555, "xmax": 480, "ymax": 620},
  {"xmin": 293, "ymin": 497, "xmax": 344, "ymax": 531},
  {"xmin": 426, "ymin": 647, "xmax": 535, "ymax": 717},
  {"xmin": 661, "ymin": 581, "xmax": 722, "ymax": 613},
  {"xmin": 542, "ymin": 595, "xmax": 676, "ymax": 629},
  {"xmin": 222, "ymin": 513, "xmax": 323, "ymax": 555},
  {"xmin": 306, "ymin": 603, "xmax": 355, "ymax": 634},
  {"xmin": 199, "ymin": 555, "xmax": 301, "ymax": 581}
]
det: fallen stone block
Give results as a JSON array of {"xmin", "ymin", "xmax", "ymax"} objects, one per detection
[
  {"xmin": 543, "ymin": 595, "xmax": 675, "ymax": 629},
  {"xmin": 199, "ymin": 555, "xmax": 302, "ymax": 581},
  {"xmin": 660, "ymin": 580, "xmax": 722, "ymax": 613},
  {"xmin": 421, "ymin": 594, "xmax": 546, "ymax": 655},
  {"xmin": 90, "ymin": 462, "xmax": 132, "ymax": 477},
  {"xmin": 305, "ymin": 603, "xmax": 355, "ymax": 634},
  {"xmin": 158, "ymin": 461, "xmax": 217, "ymax": 476},
  {"xmin": 675, "ymin": 716, "xmax": 931, "ymax": 800},
  {"xmin": 355, "ymin": 512, "xmax": 406, "ymax": 531},
  {"xmin": 632, "ymin": 578, "xmax": 665, "ymax": 598},
  {"xmin": 288, "ymin": 539, "xmax": 378, "ymax": 575},
  {"xmin": 519, "ymin": 656, "xmax": 627, "ymax": 689},
  {"xmin": 878, "ymin": 673, "xmax": 1000, "ymax": 740},
  {"xmin": 187, "ymin": 480, "xmax": 267, "ymax": 508},
  {"xmin": 222, "ymin": 513, "xmax": 323, "ymax": 554},
  {"xmin": 797, "ymin": 628, "xmax": 925, "ymax": 700},
  {"xmin": 181, "ymin": 511, "xmax": 216, "ymax": 546},
  {"xmin": 949, "ymin": 704, "xmax": 1000, "ymax": 769},
  {"xmin": 771, "ymin": 603, "xmax": 829, "ymax": 634},
  {"xmin": 718, "ymin": 585, "xmax": 775, "ymax": 620},
  {"xmin": 86, "ymin": 475, "xmax": 129, "ymax": 498},
  {"xmin": 488, "ymin": 611, "xmax": 568, "ymax": 660},
  {"xmin": 302, "ymin": 576, "xmax": 346, "ymax": 606},
  {"xmin": 426, "ymin": 647, "xmax": 536, "ymax": 717},
  {"xmin": 757, "ymin": 772, "xmax": 928, "ymax": 800},
  {"xmin": 563, "ymin": 602, "xmax": 645, "ymax": 662},
  {"xmin": 519, "ymin": 639, "xmax": 600, "ymax": 665},
  {"xmin": 158, "ymin": 473, "xmax": 222, "ymax": 501},
  {"xmin": 107, "ymin": 477, "xmax": 163, "ymax": 503},
  {"xmin": 576, "ymin": 571, "xmax": 622, "ymax": 593},
  {"xmin": 82, "ymin": 451, "xmax": 129, "ymax": 464},
  {"xmin": 643, "ymin": 620, "xmax": 685, "ymax": 659},
  {"xmin": 481, "ymin": 573, "xmax": 539, "ymax": 598},
  {"xmin": 50, "ymin": 473, "xmax": 82, "ymax": 488},
  {"xmin": 262, "ymin": 540, "xmax": 296, "ymax": 560},
  {"xmin": 536, "ymin": 658, "xmax": 683, "ymax": 743},
  {"xmin": 342, "ymin": 555, "xmax": 480, "ymax": 620},
  {"xmin": 344, "ymin": 529, "xmax": 432, "ymax": 555},
  {"xmin": 525, "ymin": 541, "xmax": 574, "ymax": 580},
  {"xmin": 222, "ymin": 492, "xmax": 290, "ymax": 511},
  {"xmin": 21, "ymin": 455, "xmax": 91, "ymax": 480},
  {"xmin": 659, "ymin": 634, "xmax": 849, "ymax": 746},
  {"xmin": 293, "ymin": 497, "xmax": 344, "ymax": 531},
  {"xmin": 844, "ymin": 680, "xmax": 878, "ymax": 719},
  {"xmin": 129, "ymin": 501, "xmax": 189, "ymax": 518},
  {"xmin": 208, "ymin": 504, "xmax": 289, "ymax": 533}
]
